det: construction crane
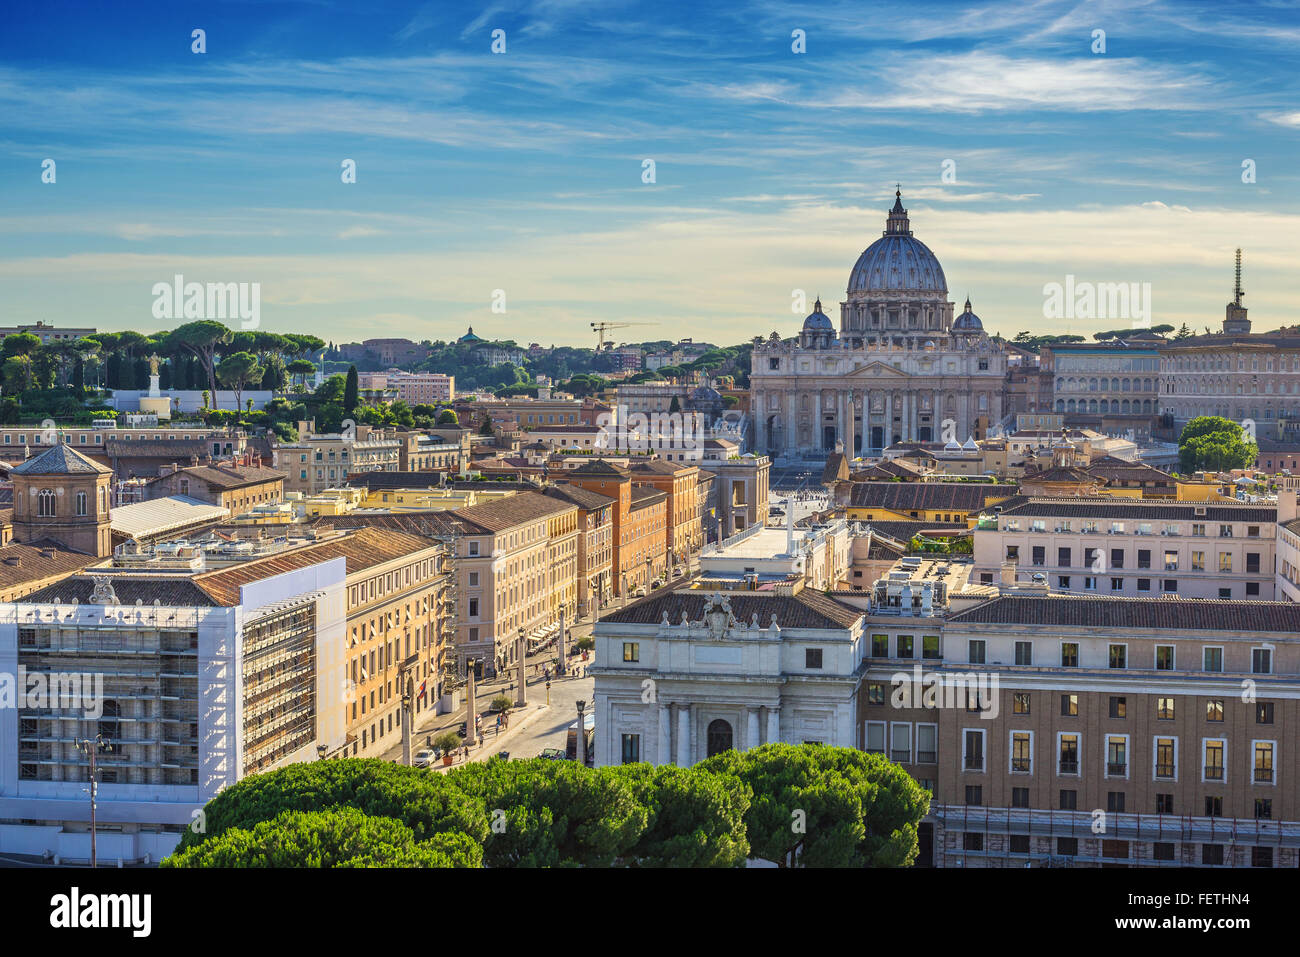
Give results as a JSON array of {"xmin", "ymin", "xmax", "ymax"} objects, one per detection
[{"xmin": 591, "ymin": 321, "xmax": 656, "ymax": 350}]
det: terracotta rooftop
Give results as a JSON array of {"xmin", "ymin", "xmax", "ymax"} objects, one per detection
[
  {"xmin": 193, "ymin": 527, "xmax": 438, "ymax": 605},
  {"xmin": 950, "ymin": 594, "xmax": 1300, "ymax": 632},
  {"xmin": 146, "ymin": 463, "xmax": 287, "ymax": 490}
]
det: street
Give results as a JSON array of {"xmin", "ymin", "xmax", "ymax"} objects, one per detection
[{"xmin": 378, "ymin": 612, "xmax": 598, "ymax": 766}]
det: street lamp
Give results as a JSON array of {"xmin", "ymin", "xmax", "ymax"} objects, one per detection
[{"xmin": 75, "ymin": 733, "xmax": 112, "ymax": 868}]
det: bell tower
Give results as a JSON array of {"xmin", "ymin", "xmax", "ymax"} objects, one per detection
[{"xmin": 9, "ymin": 441, "xmax": 114, "ymax": 557}]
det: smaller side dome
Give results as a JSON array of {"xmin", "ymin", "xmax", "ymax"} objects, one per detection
[
  {"xmin": 953, "ymin": 297, "xmax": 984, "ymax": 333},
  {"xmin": 802, "ymin": 298, "xmax": 834, "ymax": 333}
]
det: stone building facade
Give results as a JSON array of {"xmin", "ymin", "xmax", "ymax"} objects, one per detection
[{"xmin": 749, "ymin": 192, "xmax": 1006, "ymax": 458}]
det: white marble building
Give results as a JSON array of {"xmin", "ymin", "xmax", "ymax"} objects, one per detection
[
  {"xmin": 590, "ymin": 587, "xmax": 864, "ymax": 766},
  {"xmin": 749, "ymin": 191, "xmax": 1007, "ymax": 458}
]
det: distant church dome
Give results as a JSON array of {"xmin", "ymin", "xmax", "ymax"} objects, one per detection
[
  {"xmin": 847, "ymin": 190, "xmax": 947, "ymax": 297},
  {"xmin": 953, "ymin": 297, "xmax": 984, "ymax": 333},
  {"xmin": 458, "ymin": 326, "xmax": 483, "ymax": 344},
  {"xmin": 801, "ymin": 298, "xmax": 834, "ymax": 333}
]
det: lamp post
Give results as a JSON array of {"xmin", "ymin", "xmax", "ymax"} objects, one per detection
[
  {"xmin": 576, "ymin": 700, "xmax": 588, "ymax": 767},
  {"xmin": 76, "ymin": 734, "xmax": 112, "ymax": 868},
  {"xmin": 516, "ymin": 627, "xmax": 527, "ymax": 708}
]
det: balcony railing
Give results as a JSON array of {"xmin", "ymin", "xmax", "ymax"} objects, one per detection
[
  {"xmin": 890, "ymin": 749, "xmax": 911, "ymax": 763},
  {"xmin": 1155, "ymin": 764, "xmax": 1175, "ymax": 779},
  {"xmin": 1204, "ymin": 766, "xmax": 1224, "ymax": 781},
  {"xmin": 1011, "ymin": 759, "xmax": 1031, "ymax": 773},
  {"xmin": 1107, "ymin": 762, "xmax": 1127, "ymax": 776},
  {"xmin": 964, "ymin": 758, "xmax": 984, "ymax": 771},
  {"xmin": 916, "ymin": 750, "xmax": 937, "ymax": 764},
  {"xmin": 1059, "ymin": 759, "xmax": 1079, "ymax": 775},
  {"xmin": 1255, "ymin": 768, "xmax": 1274, "ymax": 783}
]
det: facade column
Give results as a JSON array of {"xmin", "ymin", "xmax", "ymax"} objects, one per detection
[
  {"xmin": 935, "ymin": 389, "xmax": 943, "ymax": 441},
  {"xmin": 658, "ymin": 702, "xmax": 672, "ymax": 765},
  {"xmin": 752, "ymin": 394, "xmax": 764, "ymax": 453},
  {"xmin": 814, "ymin": 391, "xmax": 822, "ymax": 452},
  {"xmin": 786, "ymin": 391, "xmax": 797, "ymax": 455},
  {"xmin": 846, "ymin": 390, "xmax": 855, "ymax": 456},
  {"xmin": 838, "ymin": 390, "xmax": 847, "ymax": 451},
  {"xmin": 747, "ymin": 708, "xmax": 760, "ymax": 749},
  {"xmin": 676, "ymin": 704, "xmax": 691, "ymax": 766},
  {"xmin": 766, "ymin": 705, "xmax": 780, "ymax": 745}
]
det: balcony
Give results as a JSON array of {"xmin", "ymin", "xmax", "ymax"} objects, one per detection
[
  {"xmin": 890, "ymin": 749, "xmax": 911, "ymax": 763},
  {"xmin": 1058, "ymin": 759, "xmax": 1079, "ymax": 775},
  {"xmin": 1107, "ymin": 762, "xmax": 1127, "ymax": 776},
  {"xmin": 916, "ymin": 750, "xmax": 937, "ymax": 764},
  {"xmin": 1155, "ymin": 764, "xmax": 1175, "ymax": 779},
  {"xmin": 1011, "ymin": 759, "xmax": 1031, "ymax": 773},
  {"xmin": 1255, "ymin": 768, "xmax": 1274, "ymax": 783},
  {"xmin": 1204, "ymin": 766, "xmax": 1224, "ymax": 781},
  {"xmin": 964, "ymin": 758, "xmax": 985, "ymax": 772}
]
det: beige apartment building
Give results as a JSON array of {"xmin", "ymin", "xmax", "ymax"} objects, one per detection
[
  {"xmin": 444, "ymin": 492, "xmax": 579, "ymax": 672},
  {"xmin": 273, "ymin": 421, "xmax": 402, "ymax": 495},
  {"xmin": 974, "ymin": 497, "xmax": 1277, "ymax": 600},
  {"xmin": 864, "ymin": 592, "xmax": 1300, "ymax": 867},
  {"xmin": 543, "ymin": 484, "xmax": 615, "ymax": 617}
]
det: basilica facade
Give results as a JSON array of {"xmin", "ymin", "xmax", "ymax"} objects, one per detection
[{"xmin": 749, "ymin": 191, "xmax": 1007, "ymax": 458}]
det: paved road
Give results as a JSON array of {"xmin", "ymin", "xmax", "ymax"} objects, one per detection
[{"xmin": 379, "ymin": 611, "xmax": 602, "ymax": 765}]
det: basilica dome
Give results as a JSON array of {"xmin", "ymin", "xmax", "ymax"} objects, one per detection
[
  {"xmin": 847, "ymin": 190, "xmax": 947, "ymax": 297},
  {"xmin": 801, "ymin": 298, "xmax": 834, "ymax": 333},
  {"xmin": 953, "ymin": 298, "xmax": 984, "ymax": 332}
]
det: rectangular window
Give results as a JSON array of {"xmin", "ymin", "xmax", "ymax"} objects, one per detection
[
  {"xmin": 1156, "ymin": 697, "xmax": 1175, "ymax": 720},
  {"xmin": 1154, "ymin": 737, "xmax": 1177, "ymax": 779},
  {"xmin": 1206, "ymin": 699, "xmax": 1224, "ymax": 721},
  {"xmin": 1107, "ymin": 735, "xmax": 1128, "ymax": 776},
  {"xmin": 968, "ymin": 639, "xmax": 985, "ymax": 664},
  {"xmin": 1156, "ymin": 793, "xmax": 1174, "ymax": 815},
  {"xmin": 1254, "ymin": 741, "xmax": 1275, "ymax": 784},
  {"xmin": 1060, "ymin": 642, "xmax": 1078, "ymax": 667},
  {"xmin": 1057, "ymin": 837, "xmax": 1078, "ymax": 856},
  {"xmin": 1106, "ymin": 792, "xmax": 1126, "ymax": 813},
  {"xmin": 1011, "ymin": 787, "xmax": 1030, "ymax": 809},
  {"xmin": 890, "ymin": 723, "xmax": 911, "ymax": 763},
  {"xmin": 1058, "ymin": 734, "xmax": 1079, "ymax": 775},
  {"xmin": 1203, "ymin": 740, "xmax": 1224, "ymax": 781},
  {"xmin": 1252, "ymin": 648, "xmax": 1273, "ymax": 675},
  {"xmin": 864, "ymin": 721, "xmax": 885, "ymax": 754},
  {"xmin": 964, "ymin": 785, "xmax": 983, "ymax": 806},
  {"xmin": 963, "ymin": 729, "xmax": 985, "ymax": 772},
  {"xmin": 1108, "ymin": 644, "xmax": 1127, "ymax": 669},
  {"xmin": 1152, "ymin": 842, "xmax": 1175, "ymax": 862},
  {"xmin": 921, "ymin": 635, "xmax": 940, "ymax": 660},
  {"xmin": 1191, "ymin": 550, "xmax": 1205, "ymax": 571},
  {"xmin": 1061, "ymin": 694, "xmax": 1078, "ymax": 717},
  {"xmin": 805, "ymin": 648, "xmax": 823, "ymax": 669},
  {"xmin": 1109, "ymin": 696, "xmax": 1126, "ymax": 719},
  {"xmin": 1058, "ymin": 547, "xmax": 1071, "ymax": 567},
  {"xmin": 871, "ymin": 634, "xmax": 889, "ymax": 657},
  {"xmin": 620, "ymin": 733, "xmax": 640, "ymax": 764},
  {"xmin": 1010, "ymin": 732, "xmax": 1032, "ymax": 774},
  {"xmin": 1059, "ymin": 790, "xmax": 1077, "ymax": 811},
  {"xmin": 1205, "ymin": 796, "xmax": 1223, "ymax": 818},
  {"xmin": 963, "ymin": 832, "xmax": 983, "ymax": 851},
  {"xmin": 1013, "ymin": 693, "xmax": 1031, "ymax": 715},
  {"xmin": 916, "ymin": 724, "xmax": 937, "ymax": 764},
  {"xmin": 1014, "ymin": 641, "xmax": 1032, "ymax": 666},
  {"xmin": 1110, "ymin": 548, "xmax": 1124, "ymax": 569},
  {"xmin": 1203, "ymin": 647, "xmax": 1223, "ymax": 673},
  {"xmin": 1155, "ymin": 645, "xmax": 1174, "ymax": 670},
  {"xmin": 622, "ymin": 642, "xmax": 640, "ymax": 663},
  {"xmin": 1202, "ymin": 844, "xmax": 1224, "ymax": 865},
  {"xmin": 896, "ymin": 635, "xmax": 913, "ymax": 659},
  {"xmin": 1256, "ymin": 702, "xmax": 1274, "ymax": 725}
]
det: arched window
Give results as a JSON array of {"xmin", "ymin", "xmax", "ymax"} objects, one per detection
[
  {"xmin": 37, "ymin": 488, "xmax": 55, "ymax": 517},
  {"xmin": 76, "ymin": 492, "xmax": 87, "ymax": 516},
  {"xmin": 707, "ymin": 719, "xmax": 734, "ymax": 758}
]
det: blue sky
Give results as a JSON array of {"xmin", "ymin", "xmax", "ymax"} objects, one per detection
[{"xmin": 1, "ymin": 0, "xmax": 1297, "ymax": 347}]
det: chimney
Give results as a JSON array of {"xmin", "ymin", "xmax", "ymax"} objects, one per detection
[
  {"xmin": 1279, "ymin": 488, "xmax": 1299, "ymax": 525},
  {"xmin": 999, "ymin": 560, "xmax": 1017, "ymax": 588}
]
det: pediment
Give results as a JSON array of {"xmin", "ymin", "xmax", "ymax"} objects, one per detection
[{"xmin": 843, "ymin": 361, "xmax": 911, "ymax": 380}]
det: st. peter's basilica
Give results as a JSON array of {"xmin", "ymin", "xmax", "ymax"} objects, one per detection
[{"xmin": 749, "ymin": 190, "xmax": 1007, "ymax": 458}]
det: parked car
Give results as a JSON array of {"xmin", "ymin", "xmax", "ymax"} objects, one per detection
[
  {"xmin": 413, "ymin": 749, "xmax": 435, "ymax": 768},
  {"xmin": 538, "ymin": 748, "xmax": 566, "ymax": 760}
]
